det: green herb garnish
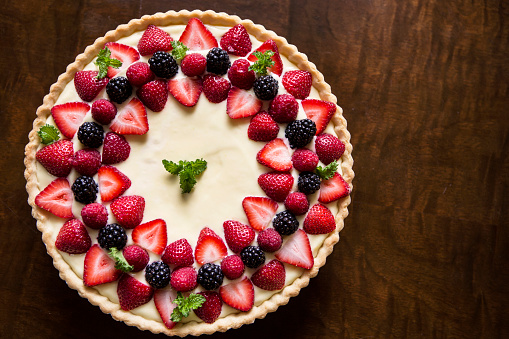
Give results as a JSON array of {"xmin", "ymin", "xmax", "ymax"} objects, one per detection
[
  {"xmin": 162, "ymin": 158, "xmax": 208, "ymax": 193},
  {"xmin": 37, "ymin": 124, "xmax": 60, "ymax": 145},
  {"xmin": 170, "ymin": 41, "xmax": 189, "ymax": 61},
  {"xmin": 315, "ymin": 161, "xmax": 339, "ymax": 180},
  {"xmin": 94, "ymin": 47, "xmax": 122, "ymax": 79},
  {"xmin": 248, "ymin": 50, "xmax": 275, "ymax": 75},
  {"xmin": 170, "ymin": 292, "xmax": 206, "ymax": 322},
  {"xmin": 108, "ymin": 247, "xmax": 133, "ymax": 272}
]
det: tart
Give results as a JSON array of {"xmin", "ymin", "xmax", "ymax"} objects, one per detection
[{"xmin": 24, "ymin": 10, "xmax": 354, "ymax": 336}]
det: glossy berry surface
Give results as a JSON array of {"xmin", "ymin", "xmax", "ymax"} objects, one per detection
[
  {"xmin": 206, "ymin": 47, "xmax": 231, "ymax": 75},
  {"xmin": 145, "ymin": 261, "xmax": 171, "ymax": 289},
  {"xmin": 197, "ymin": 263, "xmax": 224, "ymax": 290},
  {"xmin": 285, "ymin": 119, "xmax": 317, "ymax": 149},
  {"xmin": 148, "ymin": 51, "xmax": 178, "ymax": 79},
  {"xmin": 272, "ymin": 210, "xmax": 299, "ymax": 235},
  {"xmin": 106, "ymin": 76, "xmax": 133, "ymax": 104},
  {"xmin": 253, "ymin": 75, "xmax": 278, "ymax": 101},
  {"xmin": 77, "ymin": 122, "xmax": 104, "ymax": 148},
  {"xmin": 97, "ymin": 223, "xmax": 127, "ymax": 250},
  {"xmin": 240, "ymin": 246, "xmax": 265, "ymax": 269},
  {"xmin": 71, "ymin": 175, "xmax": 98, "ymax": 204},
  {"xmin": 297, "ymin": 171, "xmax": 321, "ymax": 195}
]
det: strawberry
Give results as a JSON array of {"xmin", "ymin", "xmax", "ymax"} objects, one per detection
[
  {"xmin": 83, "ymin": 244, "xmax": 122, "ymax": 287},
  {"xmin": 154, "ymin": 288, "xmax": 179, "ymax": 329},
  {"xmin": 226, "ymin": 87, "xmax": 262, "ymax": 119},
  {"xmin": 275, "ymin": 229, "xmax": 314, "ymax": 269},
  {"xmin": 102, "ymin": 132, "xmax": 131, "ymax": 164},
  {"xmin": 220, "ymin": 24, "xmax": 252, "ymax": 57},
  {"xmin": 247, "ymin": 39, "xmax": 283, "ymax": 76},
  {"xmin": 81, "ymin": 202, "xmax": 108, "ymax": 229},
  {"xmin": 35, "ymin": 177, "xmax": 73, "ymax": 218},
  {"xmin": 126, "ymin": 62, "xmax": 155, "ymax": 87},
  {"xmin": 242, "ymin": 196, "xmax": 278, "ymax": 231},
  {"xmin": 227, "ymin": 59, "xmax": 256, "ymax": 90},
  {"xmin": 318, "ymin": 172, "xmax": 351, "ymax": 204},
  {"xmin": 109, "ymin": 98, "xmax": 149, "ymax": 135},
  {"xmin": 195, "ymin": 227, "xmax": 228, "ymax": 265},
  {"xmin": 256, "ymin": 138, "xmax": 292, "ymax": 172},
  {"xmin": 303, "ymin": 203, "xmax": 336, "ymax": 234},
  {"xmin": 122, "ymin": 245, "xmax": 149, "ymax": 272},
  {"xmin": 257, "ymin": 171, "xmax": 294, "ymax": 202},
  {"xmin": 161, "ymin": 238, "xmax": 194, "ymax": 268},
  {"xmin": 284, "ymin": 191, "xmax": 309, "ymax": 215},
  {"xmin": 194, "ymin": 291, "xmax": 222, "ymax": 324},
  {"xmin": 74, "ymin": 70, "xmax": 109, "ymax": 102},
  {"xmin": 36, "ymin": 139, "xmax": 74, "ymax": 177},
  {"xmin": 180, "ymin": 53, "xmax": 207, "ymax": 77},
  {"xmin": 301, "ymin": 99, "xmax": 336, "ymax": 135},
  {"xmin": 110, "ymin": 195, "xmax": 145, "ymax": 229},
  {"xmin": 220, "ymin": 254, "xmax": 245, "ymax": 280},
  {"xmin": 73, "ymin": 148, "xmax": 101, "ymax": 176},
  {"xmin": 202, "ymin": 74, "xmax": 231, "ymax": 103},
  {"xmin": 257, "ymin": 228, "xmax": 283, "ymax": 253},
  {"xmin": 132, "ymin": 219, "xmax": 167, "ymax": 255},
  {"xmin": 315, "ymin": 133, "xmax": 346, "ymax": 165},
  {"xmin": 282, "ymin": 70, "xmax": 312, "ymax": 99},
  {"xmin": 219, "ymin": 277, "xmax": 254, "ymax": 312},
  {"xmin": 51, "ymin": 102, "xmax": 90, "ymax": 138},
  {"xmin": 55, "ymin": 218, "xmax": 91, "ymax": 254},
  {"xmin": 167, "ymin": 76, "xmax": 203, "ymax": 107},
  {"xmin": 117, "ymin": 274, "xmax": 154, "ymax": 311},
  {"xmin": 223, "ymin": 220, "xmax": 255, "ymax": 253},
  {"xmin": 247, "ymin": 112, "xmax": 280, "ymax": 142},
  {"xmin": 137, "ymin": 24, "xmax": 173, "ymax": 56},
  {"xmin": 136, "ymin": 79, "xmax": 168, "ymax": 112},
  {"xmin": 104, "ymin": 42, "xmax": 140, "ymax": 78},
  {"xmin": 291, "ymin": 148, "xmax": 319, "ymax": 172},
  {"xmin": 268, "ymin": 94, "xmax": 299, "ymax": 123},
  {"xmin": 179, "ymin": 18, "xmax": 218, "ymax": 51},
  {"xmin": 251, "ymin": 259, "xmax": 286, "ymax": 291},
  {"xmin": 97, "ymin": 165, "xmax": 131, "ymax": 202},
  {"xmin": 170, "ymin": 266, "xmax": 198, "ymax": 292}
]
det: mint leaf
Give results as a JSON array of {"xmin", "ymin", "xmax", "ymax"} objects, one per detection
[
  {"xmin": 37, "ymin": 124, "xmax": 60, "ymax": 145},
  {"xmin": 163, "ymin": 158, "xmax": 207, "ymax": 193},
  {"xmin": 108, "ymin": 247, "xmax": 133, "ymax": 272},
  {"xmin": 94, "ymin": 47, "xmax": 122, "ymax": 79},
  {"xmin": 171, "ymin": 292, "xmax": 206, "ymax": 322},
  {"xmin": 179, "ymin": 168, "xmax": 197, "ymax": 194},
  {"xmin": 170, "ymin": 41, "xmax": 189, "ymax": 61},
  {"xmin": 162, "ymin": 159, "xmax": 184, "ymax": 175},
  {"xmin": 190, "ymin": 158, "xmax": 207, "ymax": 176},
  {"xmin": 315, "ymin": 161, "xmax": 339, "ymax": 180},
  {"xmin": 248, "ymin": 50, "xmax": 275, "ymax": 75}
]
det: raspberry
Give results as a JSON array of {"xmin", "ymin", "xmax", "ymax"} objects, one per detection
[
  {"xmin": 71, "ymin": 175, "xmax": 98, "ymax": 204},
  {"xmin": 227, "ymin": 59, "xmax": 255, "ymax": 90},
  {"xmin": 220, "ymin": 255, "xmax": 245, "ymax": 280},
  {"xmin": 81, "ymin": 202, "xmax": 108, "ymax": 229},
  {"xmin": 284, "ymin": 192, "xmax": 310, "ymax": 215},
  {"xmin": 181, "ymin": 53, "xmax": 207, "ymax": 77},
  {"xmin": 106, "ymin": 76, "xmax": 133, "ymax": 104},
  {"xmin": 240, "ymin": 246, "xmax": 265, "ymax": 269},
  {"xmin": 257, "ymin": 228, "xmax": 283, "ymax": 253},
  {"xmin": 145, "ymin": 261, "xmax": 171, "ymax": 289},
  {"xmin": 91, "ymin": 99, "xmax": 117, "ymax": 125},
  {"xmin": 97, "ymin": 223, "xmax": 127, "ymax": 250},
  {"xmin": 170, "ymin": 266, "xmax": 198, "ymax": 292},
  {"xmin": 136, "ymin": 79, "xmax": 168, "ymax": 112},
  {"xmin": 197, "ymin": 263, "xmax": 224, "ymax": 290},
  {"xmin": 206, "ymin": 47, "xmax": 231, "ymax": 75},
  {"xmin": 253, "ymin": 75, "xmax": 278, "ymax": 101},
  {"xmin": 77, "ymin": 122, "xmax": 104, "ymax": 148},
  {"xmin": 273, "ymin": 210, "xmax": 299, "ymax": 235},
  {"xmin": 297, "ymin": 171, "xmax": 321, "ymax": 195},
  {"xmin": 285, "ymin": 119, "xmax": 316, "ymax": 149},
  {"xmin": 269, "ymin": 94, "xmax": 298, "ymax": 123},
  {"xmin": 148, "ymin": 51, "xmax": 178, "ymax": 79},
  {"xmin": 126, "ymin": 62, "xmax": 155, "ymax": 87},
  {"xmin": 194, "ymin": 291, "xmax": 222, "ymax": 324},
  {"xmin": 202, "ymin": 74, "xmax": 231, "ymax": 103},
  {"xmin": 291, "ymin": 148, "xmax": 319, "ymax": 172},
  {"xmin": 102, "ymin": 132, "xmax": 131, "ymax": 165},
  {"xmin": 315, "ymin": 133, "xmax": 346, "ymax": 165},
  {"xmin": 72, "ymin": 148, "xmax": 101, "ymax": 176},
  {"xmin": 122, "ymin": 245, "xmax": 149, "ymax": 272},
  {"xmin": 282, "ymin": 70, "xmax": 312, "ymax": 99},
  {"xmin": 247, "ymin": 112, "xmax": 280, "ymax": 142}
]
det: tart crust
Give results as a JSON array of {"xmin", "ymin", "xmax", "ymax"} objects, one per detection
[{"xmin": 24, "ymin": 9, "xmax": 354, "ymax": 336}]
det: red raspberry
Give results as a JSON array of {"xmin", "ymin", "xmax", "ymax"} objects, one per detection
[
  {"xmin": 247, "ymin": 112, "xmax": 280, "ymax": 142},
  {"xmin": 269, "ymin": 94, "xmax": 298, "ymax": 123},
  {"xmin": 291, "ymin": 148, "xmax": 319, "ymax": 172},
  {"xmin": 315, "ymin": 133, "xmax": 345, "ymax": 165},
  {"xmin": 284, "ymin": 192, "xmax": 309, "ymax": 215},
  {"xmin": 122, "ymin": 245, "xmax": 149, "ymax": 272},
  {"xmin": 227, "ymin": 59, "xmax": 255, "ymax": 90},
  {"xmin": 80, "ymin": 202, "xmax": 108, "ymax": 229},
  {"xmin": 257, "ymin": 228, "xmax": 283, "ymax": 253},
  {"xmin": 181, "ymin": 53, "xmax": 207, "ymax": 77},
  {"xmin": 220, "ymin": 254, "xmax": 245, "ymax": 280},
  {"xmin": 161, "ymin": 238, "xmax": 194, "ymax": 268},
  {"xmin": 73, "ymin": 148, "xmax": 101, "ymax": 176},
  {"xmin": 136, "ymin": 79, "xmax": 168, "ymax": 112},
  {"xmin": 102, "ymin": 132, "xmax": 131, "ymax": 164},
  {"xmin": 194, "ymin": 291, "xmax": 222, "ymax": 324},
  {"xmin": 126, "ymin": 62, "xmax": 155, "ymax": 87},
  {"xmin": 91, "ymin": 99, "xmax": 117, "ymax": 125},
  {"xmin": 282, "ymin": 70, "xmax": 312, "ymax": 99},
  {"xmin": 202, "ymin": 74, "xmax": 231, "ymax": 103},
  {"xmin": 170, "ymin": 266, "xmax": 198, "ymax": 292}
]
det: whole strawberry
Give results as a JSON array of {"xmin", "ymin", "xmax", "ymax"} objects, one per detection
[
  {"xmin": 181, "ymin": 53, "xmax": 207, "ymax": 77},
  {"xmin": 220, "ymin": 24, "xmax": 252, "ymax": 57},
  {"xmin": 170, "ymin": 266, "xmax": 198, "ymax": 292},
  {"xmin": 227, "ymin": 59, "xmax": 256, "ymax": 90},
  {"xmin": 282, "ymin": 70, "xmax": 312, "ymax": 99},
  {"xmin": 117, "ymin": 274, "xmax": 154, "ymax": 311},
  {"xmin": 36, "ymin": 139, "xmax": 74, "ymax": 177},
  {"xmin": 81, "ymin": 202, "xmax": 108, "ymax": 229},
  {"xmin": 102, "ymin": 132, "xmax": 131, "ymax": 164},
  {"xmin": 74, "ymin": 70, "xmax": 109, "ymax": 102},
  {"xmin": 110, "ymin": 195, "xmax": 145, "ymax": 229},
  {"xmin": 303, "ymin": 204, "xmax": 336, "ymax": 234},
  {"xmin": 91, "ymin": 99, "xmax": 117, "ymax": 125},
  {"xmin": 73, "ymin": 148, "xmax": 101, "ymax": 176},
  {"xmin": 55, "ymin": 219, "xmax": 91, "ymax": 254},
  {"xmin": 137, "ymin": 24, "xmax": 173, "ymax": 56},
  {"xmin": 247, "ymin": 112, "xmax": 280, "ymax": 142},
  {"xmin": 258, "ymin": 171, "xmax": 294, "ymax": 202},
  {"xmin": 251, "ymin": 259, "xmax": 286, "ymax": 291},
  {"xmin": 136, "ymin": 79, "xmax": 168, "ymax": 112},
  {"xmin": 122, "ymin": 245, "xmax": 150, "ymax": 272},
  {"xmin": 161, "ymin": 238, "xmax": 194, "ymax": 268},
  {"xmin": 315, "ymin": 133, "xmax": 345, "ymax": 165},
  {"xmin": 194, "ymin": 291, "xmax": 222, "ymax": 324},
  {"xmin": 202, "ymin": 74, "xmax": 231, "ymax": 103},
  {"xmin": 126, "ymin": 62, "xmax": 155, "ymax": 87},
  {"xmin": 223, "ymin": 220, "xmax": 255, "ymax": 253}
]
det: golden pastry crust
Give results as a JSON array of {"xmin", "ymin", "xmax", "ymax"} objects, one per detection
[{"xmin": 24, "ymin": 9, "xmax": 354, "ymax": 336}]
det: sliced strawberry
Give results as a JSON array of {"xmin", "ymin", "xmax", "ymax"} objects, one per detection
[
  {"xmin": 51, "ymin": 102, "xmax": 90, "ymax": 139},
  {"xmin": 223, "ymin": 220, "xmax": 255, "ymax": 253},
  {"xmin": 109, "ymin": 98, "xmax": 149, "ymax": 135},
  {"xmin": 83, "ymin": 244, "xmax": 122, "ymax": 287},
  {"xmin": 220, "ymin": 24, "xmax": 252, "ymax": 57},
  {"xmin": 179, "ymin": 18, "xmax": 218, "ymax": 51},
  {"xmin": 301, "ymin": 99, "xmax": 337, "ymax": 135},
  {"xmin": 74, "ymin": 70, "xmax": 109, "ymax": 102},
  {"xmin": 251, "ymin": 259, "xmax": 286, "ymax": 291},
  {"xmin": 195, "ymin": 228, "xmax": 228, "ymax": 265},
  {"xmin": 132, "ymin": 219, "xmax": 167, "ymax": 255},
  {"xmin": 97, "ymin": 165, "xmax": 131, "ymax": 202},
  {"xmin": 303, "ymin": 203, "xmax": 336, "ymax": 234},
  {"xmin": 154, "ymin": 288, "xmax": 179, "ymax": 329},
  {"xmin": 198, "ymin": 226, "xmax": 222, "ymax": 242},
  {"xmin": 242, "ymin": 196, "xmax": 278, "ymax": 231},
  {"xmin": 226, "ymin": 87, "xmax": 262, "ymax": 119},
  {"xmin": 55, "ymin": 219, "xmax": 91, "ymax": 254},
  {"xmin": 219, "ymin": 276, "xmax": 254, "ymax": 312},
  {"xmin": 318, "ymin": 172, "xmax": 351, "ymax": 204},
  {"xmin": 105, "ymin": 42, "xmax": 140, "ymax": 78},
  {"xmin": 275, "ymin": 229, "xmax": 314, "ymax": 269},
  {"xmin": 117, "ymin": 273, "xmax": 154, "ymax": 311},
  {"xmin": 256, "ymin": 138, "xmax": 292, "ymax": 172},
  {"xmin": 247, "ymin": 39, "xmax": 283, "ymax": 76},
  {"xmin": 137, "ymin": 24, "xmax": 173, "ymax": 56},
  {"xmin": 35, "ymin": 177, "xmax": 73, "ymax": 218},
  {"xmin": 36, "ymin": 139, "xmax": 74, "ymax": 177},
  {"xmin": 168, "ymin": 77, "xmax": 203, "ymax": 107}
]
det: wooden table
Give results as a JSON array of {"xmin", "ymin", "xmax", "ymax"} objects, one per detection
[{"xmin": 1, "ymin": 1, "xmax": 508, "ymax": 338}]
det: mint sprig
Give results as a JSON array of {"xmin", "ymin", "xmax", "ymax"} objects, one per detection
[
  {"xmin": 37, "ymin": 124, "xmax": 60, "ymax": 145},
  {"xmin": 162, "ymin": 158, "xmax": 207, "ymax": 193},
  {"xmin": 94, "ymin": 47, "xmax": 122, "ymax": 79},
  {"xmin": 170, "ymin": 41, "xmax": 189, "ymax": 61},
  {"xmin": 170, "ymin": 292, "xmax": 206, "ymax": 322},
  {"xmin": 108, "ymin": 247, "xmax": 133, "ymax": 272},
  {"xmin": 315, "ymin": 161, "xmax": 339, "ymax": 180},
  {"xmin": 248, "ymin": 50, "xmax": 275, "ymax": 75}
]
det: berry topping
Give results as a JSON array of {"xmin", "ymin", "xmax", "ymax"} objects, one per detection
[
  {"xmin": 136, "ymin": 79, "xmax": 168, "ymax": 112},
  {"xmin": 284, "ymin": 192, "xmax": 309, "ymax": 215},
  {"xmin": 72, "ymin": 148, "xmax": 102, "ymax": 176},
  {"xmin": 51, "ymin": 102, "xmax": 90, "ymax": 139},
  {"xmin": 291, "ymin": 148, "xmax": 319, "ymax": 172},
  {"xmin": 195, "ymin": 227, "xmax": 228, "ymax": 265},
  {"xmin": 71, "ymin": 175, "xmax": 98, "ymax": 204},
  {"xmin": 318, "ymin": 172, "xmax": 351, "ymax": 204},
  {"xmin": 74, "ymin": 70, "xmax": 109, "ymax": 102},
  {"xmin": 161, "ymin": 238, "xmax": 194, "ymax": 268},
  {"xmin": 104, "ymin": 42, "xmax": 140, "ymax": 78},
  {"xmin": 226, "ymin": 87, "xmax": 262, "ymax": 119},
  {"xmin": 180, "ymin": 53, "xmax": 207, "ymax": 77},
  {"xmin": 35, "ymin": 178, "xmax": 73, "ymax": 218},
  {"xmin": 275, "ymin": 229, "xmax": 314, "ymax": 269},
  {"xmin": 256, "ymin": 138, "xmax": 293, "ymax": 172},
  {"xmin": 126, "ymin": 62, "xmax": 155, "ymax": 87},
  {"xmin": 97, "ymin": 165, "xmax": 131, "ymax": 202},
  {"xmin": 297, "ymin": 171, "xmax": 321, "ymax": 195},
  {"xmin": 109, "ymin": 98, "xmax": 149, "ymax": 135},
  {"xmin": 36, "ymin": 139, "xmax": 74, "ymax": 177},
  {"xmin": 148, "ymin": 51, "xmax": 178, "ymax": 79},
  {"xmin": 273, "ymin": 210, "xmax": 299, "ymax": 235},
  {"xmin": 282, "ymin": 70, "xmax": 312, "ymax": 99},
  {"xmin": 206, "ymin": 47, "xmax": 231, "ymax": 75},
  {"xmin": 179, "ymin": 18, "xmax": 218, "ymax": 51},
  {"xmin": 137, "ymin": 24, "xmax": 173, "ymax": 56},
  {"xmin": 257, "ymin": 171, "xmax": 294, "ymax": 202},
  {"xmin": 132, "ymin": 219, "xmax": 167, "ymax": 255},
  {"xmin": 202, "ymin": 74, "xmax": 231, "ymax": 103},
  {"xmin": 227, "ymin": 59, "xmax": 256, "ymax": 90},
  {"xmin": 247, "ymin": 39, "xmax": 283, "ymax": 76},
  {"xmin": 315, "ymin": 133, "xmax": 346, "ymax": 165},
  {"xmin": 83, "ymin": 244, "xmax": 121, "ymax": 287},
  {"xmin": 168, "ymin": 77, "xmax": 203, "ymax": 107},
  {"xmin": 77, "ymin": 121, "xmax": 104, "ymax": 148},
  {"xmin": 197, "ymin": 263, "xmax": 224, "ymax": 290},
  {"xmin": 251, "ymin": 259, "xmax": 286, "ymax": 291},
  {"xmin": 55, "ymin": 219, "xmax": 91, "ymax": 254},
  {"xmin": 102, "ymin": 132, "xmax": 131, "ymax": 164},
  {"xmin": 91, "ymin": 99, "xmax": 117, "ymax": 125},
  {"xmin": 301, "ymin": 99, "xmax": 336, "ymax": 135},
  {"xmin": 247, "ymin": 112, "xmax": 280, "ymax": 142},
  {"xmin": 223, "ymin": 220, "xmax": 255, "ymax": 253},
  {"xmin": 253, "ymin": 75, "xmax": 278, "ymax": 101},
  {"xmin": 220, "ymin": 254, "xmax": 245, "ymax": 280},
  {"xmin": 120, "ymin": 246, "xmax": 149, "ymax": 271},
  {"xmin": 220, "ymin": 24, "xmax": 252, "ymax": 57},
  {"xmin": 219, "ymin": 277, "xmax": 255, "ymax": 312},
  {"xmin": 154, "ymin": 289, "xmax": 179, "ymax": 329},
  {"xmin": 240, "ymin": 245, "xmax": 265, "ymax": 269},
  {"xmin": 145, "ymin": 261, "xmax": 171, "ymax": 289},
  {"xmin": 97, "ymin": 223, "xmax": 127, "ymax": 250},
  {"xmin": 269, "ymin": 94, "xmax": 299, "ymax": 123},
  {"xmin": 257, "ymin": 228, "xmax": 283, "ymax": 253},
  {"xmin": 242, "ymin": 196, "xmax": 278, "ymax": 231},
  {"xmin": 194, "ymin": 291, "xmax": 222, "ymax": 324},
  {"xmin": 117, "ymin": 274, "xmax": 154, "ymax": 311},
  {"xmin": 106, "ymin": 76, "xmax": 132, "ymax": 104},
  {"xmin": 110, "ymin": 195, "xmax": 145, "ymax": 229},
  {"xmin": 285, "ymin": 118, "xmax": 316, "ymax": 149},
  {"xmin": 170, "ymin": 266, "xmax": 198, "ymax": 292},
  {"xmin": 303, "ymin": 204, "xmax": 336, "ymax": 234},
  {"xmin": 81, "ymin": 202, "xmax": 108, "ymax": 229}
]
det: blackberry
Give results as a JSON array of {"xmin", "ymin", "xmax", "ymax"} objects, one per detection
[
  {"xmin": 298, "ymin": 171, "xmax": 321, "ymax": 195},
  {"xmin": 97, "ymin": 223, "xmax": 127, "ymax": 250},
  {"xmin": 273, "ymin": 210, "xmax": 299, "ymax": 235},
  {"xmin": 145, "ymin": 261, "xmax": 171, "ymax": 289},
  {"xmin": 253, "ymin": 75, "xmax": 278, "ymax": 100},
  {"xmin": 106, "ymin": 76, "xmax": 132, "ymax": 104},
  {"xmin": 197, "ymin": 263, "xmax": 224, "ymax": 290},
  {"xmin": 240, "ymin": 246, "xmax": 265, "ymax": 269},
  {"xmin": 77, "ymin": 122, "xmax": 104, "ymax": 148},
  {"xmin": 206, "ymin": 47, "xmax": 231, "ymax": 75},
  {"xmin": 285, "ymin": 118, "xmax": 317, "ymax": 149},
  {"xmin": 71, "ymin": 175, "xmax": 98, "ymax": 204},
  {"xmin": 148, "ymin": 51, "xmax": 178, "ymax": 79}
]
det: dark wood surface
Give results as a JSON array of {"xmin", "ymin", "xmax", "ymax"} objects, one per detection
[{"xmin": 1, "ymin": 0, "xmax": 508, "ymax": 338}]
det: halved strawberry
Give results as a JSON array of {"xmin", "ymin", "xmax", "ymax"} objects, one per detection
[
  {"xmin": 137, "ymin": 24, "xmax": 173, "ymax": 56},
  {"xmin": 35, "ymin": 177, "xmax": 73, "ymax": 218},
  {"xmin": 226, "ymin": 87, "xmax": 262, "ymax": 119},
  {"xmin": 154, "ymin": 288, "xmax": 178, "ymax": 329},
  {"xmin": 256, "ymin": 138, "xmax": 292, "ymax": 172},
  {"xmin": 275, "ymin": 229, "xmax": 314, "ymax": 269},
  {"xmin": 109, "ymin": 98, "xmax": 149, "ymax": 135},
  {"xmin": 242, "ymin": 196, "xmax": 278, "ymax": 231},
  {"xmin": 247, "ymin": 39, "xmax": 283, "ymax": 76},
  {"xmin": 318, "ymin": 172, "xmax": 351, "ymax": 204},
  {"xmin": 51, "ymin": 102, "xmax": 90, "ymax": 139},
  {"xmin": 168, "ymin": 77, "xmax": 203, "ymax": 107},
  {"xmin": 223, "ymin": 220, "xmax": 255, "ymax": 253},
  {"xmin": 195, "ymin": 227, "xmax": 228, "ymax": 265},
  {"xmin": 301, "ymin": 99, "xmax": 337, "ymax": 135},
  {"xmin": 303, "ymin": 203, "xmax": 336, "ymax": 234},
  {"xmin": 74, "ymin": 70, "xmax": 109, "ymax": 102},
  {"xmin": 105, "ymin": 42, "xmax": 140, "ymax": 78},
  {"xmin": 97, "ymin": 165, "xmax": 131, "ymax": 202},
  {"xmin": 179, "ymin": 18, "xmax": 218, "ymax": 51},
  {"xmin": 132, "ymin": 219, "xmax": 167, "ymax": 255},
  {"xmin": 36, "ymin": 139, "xmax": 74, "ymax": 177},
  {"xmin": 219, "ymin": 277, "xmax": 254, "ymax": 312},
  {"xmin": 83, "ymin": 244, "xmax": 122, "ymax": 287},
  {"xmin": 117, "ymin": 273, "xmax": 154, "ymax": 311}
]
